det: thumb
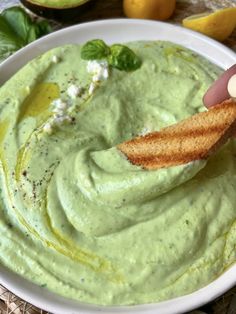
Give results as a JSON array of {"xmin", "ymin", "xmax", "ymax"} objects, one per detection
[{"xmin": 203, "ymin": 64, "xmax": 236, "ymax": 108}]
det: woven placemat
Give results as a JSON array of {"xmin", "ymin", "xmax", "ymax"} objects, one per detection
[
  {"xmin": 0, "ymin": 0, "xmax": 236, "ymax": 313},
  {"xmin": 1, "ymin": 284, "xmax": 236, "ymax": 314}
]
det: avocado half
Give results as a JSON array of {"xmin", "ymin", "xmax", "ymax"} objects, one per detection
[{"xmin": 20, "ymin": 0, "xmax": 96, "ymax": 22}]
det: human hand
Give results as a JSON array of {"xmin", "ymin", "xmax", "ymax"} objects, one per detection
[{"xmin": 203, "ymin": 64, "xmax": 236, "ymax": 108}]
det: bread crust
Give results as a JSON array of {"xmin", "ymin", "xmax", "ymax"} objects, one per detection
[{"xmin": 118, "ymin": 99, "xmax": 236, "ymax": 170}]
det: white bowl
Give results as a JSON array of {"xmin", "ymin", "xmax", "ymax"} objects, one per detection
[{"xmin": 0, "ymin": 19, "xmax": 236, "ymax": 314}]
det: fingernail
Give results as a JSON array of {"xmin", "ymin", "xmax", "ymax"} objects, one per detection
[
  {"xmin": 203, "ymin": 64, "xmax": 236, "ymax": 108},
  {"xmin": 227, "ymin": 74, "xmax": 236, "ymax": 98}
]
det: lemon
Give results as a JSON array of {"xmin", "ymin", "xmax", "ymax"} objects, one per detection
[
  {"xmin": 123, "ymin": 0, "xmax": 176, "ymax": 21},
  {"xmin": 182, "ymin": 7, "xmax": 236, "ymax": 41}
]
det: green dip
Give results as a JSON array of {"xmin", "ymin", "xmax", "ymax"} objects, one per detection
[{"xmin": 0, "ymin": 41, "xmax": 235, "ymax": 305}]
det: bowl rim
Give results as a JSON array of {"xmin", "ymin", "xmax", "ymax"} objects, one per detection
[
  {"xmin": 1, "ymin": 18, "xmax": 236, "ymax": 85},
  {"xmin": 0, "ymin": 18, "xmax": 236, "ymax": 314}
]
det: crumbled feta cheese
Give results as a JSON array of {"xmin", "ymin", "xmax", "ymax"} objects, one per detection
[
  {"xmin": 52, "ymin": 99, "xmax": 68, "ymax": 110},
  {"xmin": 87, "ymin": 60, "xmax": 109, "ymax": 85},
  {"xmin": 43, "ymin": 97, "xmax": 73, "ymax": 133},
  {"xmin": 92, "ymin": 74, "xmax": 101, "ymax": 83},
  {"xmin": 87, "ymin": 60, "xmax": 107, "ymax": 74},
  {"xmin": 52, "ymin": 98, "xmax": 63, "ymax": 107},
  {"xmin": 102, "ymin": 68, "xmax": 109, "ymax": 80},
  {"xmin": 53, "ymin": 109, "xmax": 66, "ymax": 117},
  {"xmin": 43, "ymin": 123, "xmax": 53, "ymax": 134},
  {"xmin": 67, "ymin": 84, "xmax": 81, "ymax": 99},
  {"xmin": 54, "ymin": 116, "xmax": 66, "ymax": 125},
  {"xmin": 54, "ymin": 115, "xmax": 71, "ymax": 125},
  {"xmin": 88, "ymin": 82, "xmax": 97, "ymax": 95},
  {"xmin": 52, "ymin": 55, "xmax": 59, "ymax": 63}
]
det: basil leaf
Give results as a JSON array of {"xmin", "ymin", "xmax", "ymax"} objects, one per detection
[
  {"xmin": 108, "ymin": 44, "xmax": 142, "ymax": 72},
  {"xmin": 35, "ymin": 20, "xmax": 52, "ymax": 38},
  {"xmin": 27, "ymin": 21, "xmax": 52, "ymax": 43},
  {"xmin": 0, "ymin": 16, "xmax": 23, "ymax": 54},
  {"xmin": 0, "ymin": 7, "xmax": 51, "ymax": 63},
  {"xmin": 81, "ymin": 40, "xmax": 142, "ymax": 72},
  {"xmin": 1, "ymin": 7, "xmax": 32, "ymax": 43},
  {"xmin": 0, "ymin": 45, "xmax": 17, "ymax": 64},
  {"xmin": 81, "ymin": 39, "xmax": 111, "ymax": 60}
]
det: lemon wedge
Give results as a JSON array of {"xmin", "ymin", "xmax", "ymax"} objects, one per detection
[{"xmin": 182, "ymin": 7, "xmax": 236, "ymax": 41}]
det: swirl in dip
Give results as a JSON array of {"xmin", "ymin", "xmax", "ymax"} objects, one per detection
[{"xmin": 0, "ymin": 41, "xmax": 235, "ymax": 305}]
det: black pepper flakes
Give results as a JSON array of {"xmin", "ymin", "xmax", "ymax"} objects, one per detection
[{"xmin": 7, "ymin": 222, "xmax": 13, "ymax": 229}]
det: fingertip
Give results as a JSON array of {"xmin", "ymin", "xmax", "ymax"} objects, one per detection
[
  {"xmin": 203, "ymin": 64, "xmax": 236, "ymax": 108},
  {"xmin": 228, "ymin": 74, "xmax": 236, "ymax": 98}
]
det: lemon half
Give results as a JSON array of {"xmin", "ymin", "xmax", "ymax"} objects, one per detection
[{"xmin": 182, "ymin": 7, "xmax": 236, "ymax": 41}]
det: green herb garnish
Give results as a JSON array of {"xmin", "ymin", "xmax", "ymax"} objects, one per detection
[
  {"xmin": 108, "ymin": 44, "xmax": 142, "ymax": 72},
  {"xmin": 81, "ymin": 39, "xmax": 111, "ymax": 60},
  {"xmin": 81, "ymin": 39, "xmax": 142, "ymax": 72},
  {"xmin": 0, "ymin": 7, "xmax": 51, "ymax": 63}
]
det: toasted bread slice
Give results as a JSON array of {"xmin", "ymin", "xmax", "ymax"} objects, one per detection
[{"xmin": 118, "ymin": 99, "xmax": 236, "ymax": 170}]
